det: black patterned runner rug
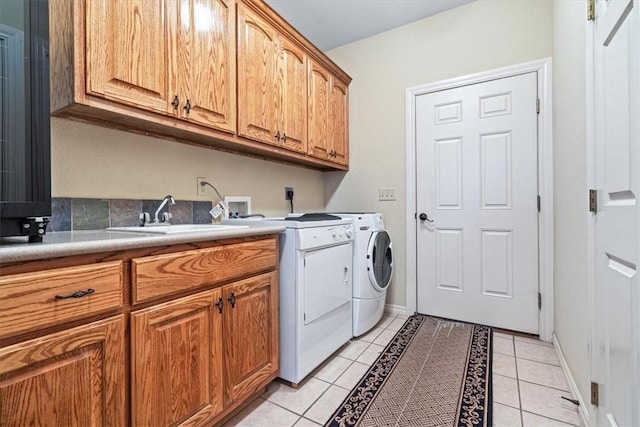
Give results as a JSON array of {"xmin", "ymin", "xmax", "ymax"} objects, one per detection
[{"xmin": 325, "ymin": 315, "xmax": 492, "ymax": 427}]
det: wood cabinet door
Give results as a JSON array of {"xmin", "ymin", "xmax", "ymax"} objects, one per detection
[
  {"xmin": 131, "ymin": 290, "xmax": 224, "ymax": 427},
  {"xmin": 223, "ymin": 272, "xmax": 278, "ymax": 405},
  {"xmin": 0, "ymin": 316, "xmax": 126, "ymax": 427},
  {"xmin": 237, "ymin": 5, "xmax": 278, "ymax": 144},
  {"xmin": 330, "ymin": 79, "xmax": 349, "ymax": 166},
  {"xmin": 277, "ymin": 37, "xmax": 307, "ymax": 153},
  {"xmin": 174, "ymin": 0, "xmax": 236, "ymax": 133},
  {"xmin": 307, "ymin": 61, "xmax": 331, "ymax": 160},
  {"xmin": 86, "ymin": 0, "xmax": 173, "ymax": 114}
]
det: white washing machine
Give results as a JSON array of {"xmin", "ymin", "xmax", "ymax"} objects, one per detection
[{"xmin": 334, "ymin": 213, "xmax": 393, "ymax": 336}]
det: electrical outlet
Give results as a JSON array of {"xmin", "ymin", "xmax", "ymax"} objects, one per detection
[
  {"xmin": 285, "ymin": 187, "xmax": 294, "ymax": 200},
  {"xmin": 197, "ymin": 177, "xmax": 207, "ymax": 196},
  {"xmin": 378, "ymin": 187, "xmax": 396, "ymax": 201}
]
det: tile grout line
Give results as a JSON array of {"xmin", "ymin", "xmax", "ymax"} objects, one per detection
[
  {"xmin": 512, "ymin": 335, "xmax": 525, "ymax": 427},
  {"xmin": 521, "ymin": 410, "xmax": 583, "ymax": 427},
  {"xmin": 517, "ymin": 377, "xmax": 571, "ymax": 393}
]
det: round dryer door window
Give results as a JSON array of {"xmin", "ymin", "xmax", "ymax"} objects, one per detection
[{"xmin": 367, "ymin": 231, "xmax": 393, "ymax": 291}]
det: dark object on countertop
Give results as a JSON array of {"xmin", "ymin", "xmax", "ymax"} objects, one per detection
[{"xmin": 285, "ymin": 213, "xmax": 342, "ymax": 222}]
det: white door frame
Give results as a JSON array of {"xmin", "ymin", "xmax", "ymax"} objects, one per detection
[{"xmin": 405, "ymin": 58, "xmax": 554, "ymax": 341}]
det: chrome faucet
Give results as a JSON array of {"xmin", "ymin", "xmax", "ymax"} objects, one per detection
[{"xmin": 140, "ymin": 195, "xmax": 176, "ymax": 226}]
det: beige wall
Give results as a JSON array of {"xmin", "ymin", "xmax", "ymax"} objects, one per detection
[
  {"xmin": 324, "ymin": 0, "xmax": 553, "ymax": 309},
  {"xmin": 51, "ymin": 118, "xmax": 325, "ymax": 217},
  {"xmin": 551, "ymin": 0, "xmax": 590, "ymax": 405}
]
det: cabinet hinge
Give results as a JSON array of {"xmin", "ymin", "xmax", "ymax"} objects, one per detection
[
  {"xmin": 589, "ymin": 189, "xmax": 597, "ymax": 213},
  {"xmin": 538, "ymin": 292, "xmax": 542, "ymax": 310},
  {"xmin": 591, "ymin": 381, "xmax": 599, "ymax": 405},
  {"xmin": 587, "ymin": 0, "xmax": 596, "ymax": 20},
  {"xmin": 537, "ymin": 195, "xmax": 541, "ymax": 212},
  {"xmin": 536, "ymin": 98, "xmax": 540, "ymax": 114}
]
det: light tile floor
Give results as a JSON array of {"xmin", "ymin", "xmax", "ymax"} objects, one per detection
[{"xmin": 222, "ymin": 314, "xmax": 583, "ymax": 427}]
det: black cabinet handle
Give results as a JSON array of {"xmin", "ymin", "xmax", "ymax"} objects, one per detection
[
  {"xmin": 274, "ymin": 131, "xmax": 281, "ymax": 141},
  {"xmin": 228, "ymin": 293, "xmax": 236, "ymax": 308},
  {"xmin": 172, "ymin": 95, "xmax": 179, "ymax": 111},
  {"xmin": 183, "ymin": 99, "xmax": 191, "ymax": 114},
  {"xmin": 215, "ymin": 297, "xmax": 224, "ymax": 313},
  {"xmin": 55, "ymin": 288, "xmax": 95, "ymax": 300},
  {"xmin": 281, "ymin": 133, "xmax": 287, "ymax": 142}
]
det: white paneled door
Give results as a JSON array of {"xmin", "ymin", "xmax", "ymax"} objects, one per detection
[
  {"xmin": 591, "ymin": 0, "xmax": 639, "ymax": 425},
  {"xmin": 415, "ymin": 73, "xmax": 539, "ymax": 333}
]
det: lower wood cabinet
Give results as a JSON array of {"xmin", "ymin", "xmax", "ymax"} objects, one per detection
[
  {"xmin": 132, "ymin": 289, "xmax": 225, "ymax": 426},
  {"xmin": 131, "ymin": 271, "xmax": 278, "ymax": 426},
  {"xmin": 222, "ymin": 272, "xmax": 278, "ymax": 406},
  {"xmin": 0, "ymin": 235, "xmax": 279, "ymax": 426},
  {"xmin": 0, "ymin": 315, "xmax": 126, "ymax": 427}
]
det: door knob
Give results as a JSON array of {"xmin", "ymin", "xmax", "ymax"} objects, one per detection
[{"xmin": 419, "ymin": 213, "xmax": 434, "ymax": 223}]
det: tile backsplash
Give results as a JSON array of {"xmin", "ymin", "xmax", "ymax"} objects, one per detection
[{"xmin": 48, "ymin": 198, "xmax": 213, "ymax": 232}]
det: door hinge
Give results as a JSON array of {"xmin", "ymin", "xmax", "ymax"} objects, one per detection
[
  {"xmin": 587, "ymin": 0, "xmax": 595, "ymax": 20},
  {"xmin": 537, "ymin": 195, "xmax": 541, "ymax": 212},
  {"xmin": 591, "ymin": 381, "xmax": 599, "ymax": 405},
  {"xmin": 538, "ymin": 292, "xmax": 542, "ymax": 310},
  {"xmin": 589, "ymin": 189, "xmax": 597, "ymax": 213},
  {"xmin": 536, "ymin": 98, "xmax": 540, "ymax": 114}
]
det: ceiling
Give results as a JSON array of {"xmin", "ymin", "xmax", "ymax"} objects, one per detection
[{"xmin": 263, "ymin": 0, "xmax": 475, "ymax": 52}]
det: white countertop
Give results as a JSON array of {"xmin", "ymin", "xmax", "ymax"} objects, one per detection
[{"xmin": 0, "ymin": 226, "xmax": 285, "ymax": 264}]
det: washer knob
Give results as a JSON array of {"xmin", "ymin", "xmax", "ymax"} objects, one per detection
[
  {"xmin": 332, "ymin": 231, "xmax": 338, "ymax": 239},
  {"xmin": 345, "ymin": 229, "xmax": 353, "ymax": 238}
]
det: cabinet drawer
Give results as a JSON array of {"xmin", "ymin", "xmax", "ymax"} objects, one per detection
[
  {"xmin": 0, "ymin": 261, "xmax": 124, "ymax": 339},
  {"xmin": 132, "ymin": 238, "xmax": 277, "ymax": 303}
]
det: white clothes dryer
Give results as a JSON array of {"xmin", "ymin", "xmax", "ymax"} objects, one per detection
[{"xmin": 334, "ymin": 213, "xmax": 393, "ymax": 336}]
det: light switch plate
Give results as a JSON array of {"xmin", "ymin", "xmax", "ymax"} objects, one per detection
[{"xmin": 379, "ymin": 187, "xmax": 396, "ymax": 201}]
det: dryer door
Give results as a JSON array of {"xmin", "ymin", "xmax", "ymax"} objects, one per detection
[{"xmin": 367, "ymin": 231, "xmax": 393, "ymax": 291}]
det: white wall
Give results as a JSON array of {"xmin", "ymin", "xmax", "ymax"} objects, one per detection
[
  {"xmin": 51, "ymin": 118, "xmax": 325, "ymax": 216},
  {"xmin": 551, "ymin": 0, "xmax": 590, "ymax": 406},
  {"xmin": 324, "ymin": 0, "xmax": 553, "ymax": 309}
]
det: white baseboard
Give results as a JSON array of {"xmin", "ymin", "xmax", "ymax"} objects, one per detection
[
  {"xmin": 553, "ymin": 333, "xmax": 590, "ymax": 426},
  {"xmin": 385, "ymin": 304, "xmax": 408, "ymax": 316}
]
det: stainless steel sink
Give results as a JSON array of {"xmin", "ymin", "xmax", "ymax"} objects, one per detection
[{"xmin": 106, "ymin": 224, "xmax": 249, "ymax": 234}]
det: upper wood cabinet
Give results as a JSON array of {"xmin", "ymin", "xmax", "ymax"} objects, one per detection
[
  {"xmin": 237, "ymin": 5, "xmax": 278, "ymax": 144},
  {"xmin": 276, "ymin": 37, "xmax": 308, "ymax": 153},
  {"xmin": 330, "ymin": 78, "xmax": 349, "ymax": 166},
  {"xmin": 307, "ymin": 61, "xmax": 349, "ymax": 165},
  {"xmin": 237, "ymin": 4, "xmax": 307, "ymax": 153},
  {"xmin": 85, "ymin": 0, "xmax": 235, "ymax": 133},
  {"xmin": 85, "ymin": 0, "xmax": 172, "ymax": 114},
  {"xmin": 307, "ymin": 61, "xmax": 331, "ymax": 160},
  {"xmin": 173, "ymin": 0, "xmax": 236, "ymax": 132},
  {"xmin": 52, "ymin": 0, "xmax": 350, "ymax": 170}
]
